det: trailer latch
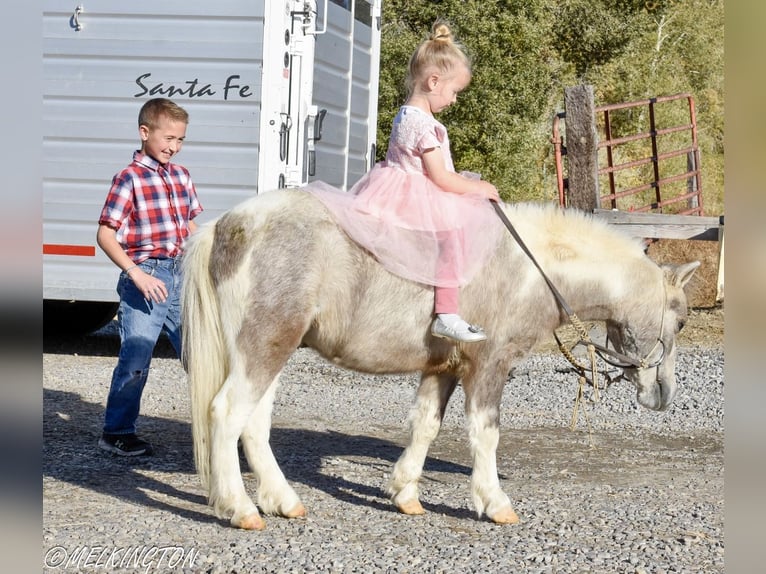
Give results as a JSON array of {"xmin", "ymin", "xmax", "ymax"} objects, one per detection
[{"xmin": 307, "ymin": 106, "xmax": 327, "ymax": 176}]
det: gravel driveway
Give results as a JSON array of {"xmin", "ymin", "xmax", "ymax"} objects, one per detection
[{"xmin": 43, "ymin": 315, "xmax": 723, "ymax": 573}]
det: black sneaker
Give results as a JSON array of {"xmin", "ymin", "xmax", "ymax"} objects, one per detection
[{"xmin": 99, "ymin": 433, "xmax": 154, "ymax": 456}]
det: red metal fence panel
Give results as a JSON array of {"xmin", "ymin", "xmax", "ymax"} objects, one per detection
[{"xmin": 553, "ymin": 93, "xmax": 704, "ymax": 215}]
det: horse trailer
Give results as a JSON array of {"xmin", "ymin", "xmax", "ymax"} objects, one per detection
[{"xmin": 43, "ymin": 0, "xmax": 382, "ymax": 333}]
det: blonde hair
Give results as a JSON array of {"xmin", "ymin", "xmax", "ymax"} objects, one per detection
[
  {"xmin": 138, "ymin": 98, "xmax": 189, "ymax": 129},
  {"xmin": 406, "ymin": 20, "xmax": 471, "ymax": 96}
]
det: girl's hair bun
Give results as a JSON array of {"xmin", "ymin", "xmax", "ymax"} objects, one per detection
[{"xmin": 431, "ymin": 22, "xmax": 453, "ymax": 43}]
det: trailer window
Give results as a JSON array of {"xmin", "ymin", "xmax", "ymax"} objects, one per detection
[{"xmin": 330, "ymin": 0, "xmax": 373, "ymax": 26}]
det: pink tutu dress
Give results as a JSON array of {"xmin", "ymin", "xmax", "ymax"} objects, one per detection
[{"xmin": 305, "ymin": 105, "xmax": 503, "ymax": 288}]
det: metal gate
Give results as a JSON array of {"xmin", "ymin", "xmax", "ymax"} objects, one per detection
[{"xmin": 553, "ymin": 93, "xmax": 704, "ymax": 215}]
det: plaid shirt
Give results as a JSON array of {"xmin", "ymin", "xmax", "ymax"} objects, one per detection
[{"xmin": 99, "ymin": 151, "xmax": 203, "ymax": 262}]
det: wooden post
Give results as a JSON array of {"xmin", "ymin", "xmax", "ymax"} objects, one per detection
[
  {"xmin": 716, "ymin": 222, "xmax": 724, "ymax": 303},
  {"xmin": 564, "ymin": 85, "xmax": 600, "ymax": 211}
]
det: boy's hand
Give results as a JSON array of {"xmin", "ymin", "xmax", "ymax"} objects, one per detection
[{"xmin": 128, "ymin": 268, "xmax": 169, "ymax": 303}]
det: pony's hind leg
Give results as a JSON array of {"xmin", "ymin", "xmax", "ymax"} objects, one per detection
[
  {"xmin": 239, "ymin": 371, "xmax": 306, "ymax": 520},
  {"xmin": 208, "ymin": 364, "xmax": 267, "ymax": 530},
  {"xmin": 388, "ymin": 372, "xmax": 458, "ymax": 515}
]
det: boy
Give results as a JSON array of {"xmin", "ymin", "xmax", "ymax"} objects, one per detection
[{"xmin": 96, "ymin": 98, "xmax": 203, "ymax": 456}]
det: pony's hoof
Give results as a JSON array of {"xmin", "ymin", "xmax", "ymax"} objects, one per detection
[
  {"xmin": 283, "ymin": 503, "xmax": 306, "ymax": 519},
  {"xmin": 489, "ymin": 507, "xmax": 520, "ymax": 525},
  {"xmin": 396, "ymin": 499, "xmax": 425, "ymax": 516},
  {"xmin": 233, "ymin": 513, "xmax": 266, "ymax": 530}
]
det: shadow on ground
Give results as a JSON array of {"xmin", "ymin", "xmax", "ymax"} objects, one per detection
[{"xmin": 43, "ymin": 386, "xmax": 477, "ymax": 525}]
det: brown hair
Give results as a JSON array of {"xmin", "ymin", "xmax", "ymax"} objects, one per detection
[
  {"xmin": 405, "ymin": 20, "xmax": 471, "ymax": 96},
  {"xmin": 138, "ymin": 98, "xmax": 189, "ymax": 129}
]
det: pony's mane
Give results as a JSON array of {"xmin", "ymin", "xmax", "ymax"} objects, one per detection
[{"xmin": 505, "ymin": 202, "xmax": 647, "ymax": 262}]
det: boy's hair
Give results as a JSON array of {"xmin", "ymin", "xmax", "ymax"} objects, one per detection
[
  {"xmin": 138, "ymin": 98, "xmax": 189, "ymax": 129},
  {"xmin": 406, "ymin": 20, "xmax": 471, "ymax": 96}
]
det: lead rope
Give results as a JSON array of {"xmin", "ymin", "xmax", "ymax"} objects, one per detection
[{"xmin": 554, "ymin": 315, "xmax": 599, "ymax": 432}]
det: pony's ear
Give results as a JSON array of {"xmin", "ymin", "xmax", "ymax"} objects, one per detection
[{"xmin": 662, "ymin": 261, "xmax": 701, "ymax": 289}]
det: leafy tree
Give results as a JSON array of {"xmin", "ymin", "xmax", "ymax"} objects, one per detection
[
  {"xmin": 584, "ymin": 0, "xmax": 724, "ymax": 211},
  {"xmin": 552, "ymin": 0, "xmax": 643, "ymax": 77}
]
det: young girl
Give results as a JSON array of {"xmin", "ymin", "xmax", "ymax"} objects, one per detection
[{"xmin": 306, "ymin": 21, "xmax": 503, "ymax": 343}]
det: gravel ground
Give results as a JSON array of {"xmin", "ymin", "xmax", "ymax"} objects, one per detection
[{"xmin": 43, "ymin": 313, "xmax": 723, "ymax": 573}]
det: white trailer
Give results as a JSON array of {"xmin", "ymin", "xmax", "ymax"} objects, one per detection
[{"xmin": 43, "ymin": 0, "xmax": 382, "ymax": 333}]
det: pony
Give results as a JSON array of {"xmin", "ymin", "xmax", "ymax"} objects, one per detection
[{"xmin": 181, "ymin": 188, "xmax": 699, "ymax": 530}]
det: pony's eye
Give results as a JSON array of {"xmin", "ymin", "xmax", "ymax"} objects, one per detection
[{"xmin": 677, "ymin": 319, "xmax": 686, "ymax": 332}]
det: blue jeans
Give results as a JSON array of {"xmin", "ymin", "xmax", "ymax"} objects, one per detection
[{"xmin": 103, "ymin": 257, "xmax": 183, "ymax": 435}]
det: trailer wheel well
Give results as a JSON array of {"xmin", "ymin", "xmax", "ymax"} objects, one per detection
[{"xmin": 43, "ymin": 300, "xmax": 119, "ymax": 336}]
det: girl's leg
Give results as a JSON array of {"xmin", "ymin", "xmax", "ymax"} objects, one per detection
[
  {"xmin": 431, "ymin": 230, "xmax": 486, "ymax": 342},
  {"xmin": 432, "ymin": 285, "xmax": 486, "ymax": 342},
  {"xmin": 434, "ymin": 286, "xmax": 459, "ymax": 314}
]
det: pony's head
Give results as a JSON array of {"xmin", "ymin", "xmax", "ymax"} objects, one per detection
[{"xmin": 606, "ymin": 261, "xmax": 701, "ymax": 411}]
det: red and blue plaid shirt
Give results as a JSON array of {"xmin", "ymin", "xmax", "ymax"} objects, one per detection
[{"xmin": 99, "ymin": 151, "xmax": 203, "ymax": 263}]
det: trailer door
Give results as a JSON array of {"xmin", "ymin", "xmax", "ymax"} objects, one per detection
[
  {"xmin": 310, "ymin": 0, "xmax": 382, "ymax": 190},
  {"xmin": 259, "ymin": 0, "xmax": 323, "ymax": 190}
]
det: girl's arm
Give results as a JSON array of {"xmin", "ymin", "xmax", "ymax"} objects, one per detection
[{"xmin": 422, "ymin": 146, "xmax": 499, "ymax": 202}]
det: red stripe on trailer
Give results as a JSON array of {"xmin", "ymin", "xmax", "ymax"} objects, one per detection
[{"xmin": 43, "ymin": 244, "xmax": 96, "ymax": 256}]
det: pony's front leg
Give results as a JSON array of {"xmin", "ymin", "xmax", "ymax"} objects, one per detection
[
  {"xmin": 208, "ymin": 370, "xmax": 264, "ymax": 530},
  {"xmin": 388, "ymin": 373, "xmax": 458, "ymax": 515},
  {"xmin": 466, "ymin": 408, "xmax": 519, "ymax": 524},
  {"xmin": 240, "ymin": 372, "xmax": 305, "ymax": 520}
]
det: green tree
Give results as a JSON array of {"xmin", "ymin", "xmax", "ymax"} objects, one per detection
[
  {"xmin": 552, "ymin": 0, "xmax": 643, "ymax": 77},
  {"xmin": 584, "ymin": 0, "xmax": 724, "ymax": 212}
]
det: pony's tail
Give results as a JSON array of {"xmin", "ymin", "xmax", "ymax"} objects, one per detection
[{"xmin": 181, "ymin": 223, "xmax": 227, "ymax": 489}]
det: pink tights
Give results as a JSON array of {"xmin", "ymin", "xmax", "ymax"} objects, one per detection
[
  {"xmin": 434, "ymin": 286, "xmax": 459, "ymax": 314},
  {"xmin": 434, "ymin": 232, "xmax": 462, "ymax": 315}
]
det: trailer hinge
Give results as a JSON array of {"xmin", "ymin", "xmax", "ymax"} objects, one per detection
[{"xmin": 302, "ymin": 0, "xmax": 327, "ymax": 36}]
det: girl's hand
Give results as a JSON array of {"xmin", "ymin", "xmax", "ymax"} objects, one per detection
[
  {"xmin": 422, "ymin": 148, "xmax": 500, "ymax": 201},
  {"xmin": 475, "ymin": 180, "xmax": 500, "ymax": 203}
]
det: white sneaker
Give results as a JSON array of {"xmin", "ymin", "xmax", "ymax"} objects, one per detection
[{"xmin": 431, "ymin": 316, "xmax": 487, "ymax": 343}]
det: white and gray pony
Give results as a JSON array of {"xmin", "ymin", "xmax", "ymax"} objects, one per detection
[{"xmin": 181, "ymin": 189, "xmax": 699, "ymax": 530}]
